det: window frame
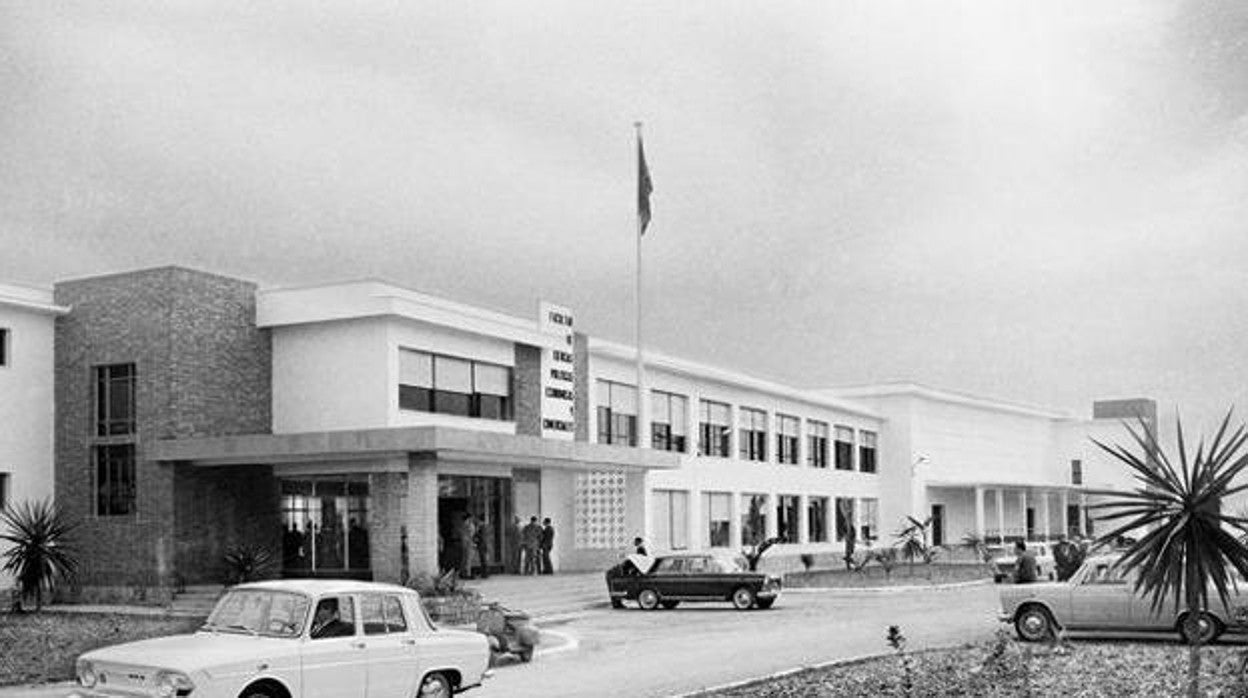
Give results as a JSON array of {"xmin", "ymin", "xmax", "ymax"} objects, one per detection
[
  {"xmin": 858, "ymin": 430, "xmax": 878, "ymax": 473},
  {"xmin": 703, "ymin": 491, "xmax": 731, "ymax": 548},
  {"xmin": 738, "ymin": 407, "xmax": 768, "ymax": 462},
  {"xmin": 0, "ymin": 327, "xmax": 8, "ymax": 367},
  {"xmin": 807, "ymin": 496, "xmax": 828, "ymax": 543},
  {"xmin": 95, "ymin": 443, "xmax": 136, "ymax": 517},
  {"xmin": 834, "ymin": 425, "xmax": 855, "ymax": 471},
  {"xmin": 95, "ymin": 363, "xmax": 137, "ymax": 437},
  {"xmin": 397, "ymin": 348, "xmax": 514, "ymax": 421},
  {"xmin": 650, "ymin": 390, "xmax": 688, "ymax": 453},
  {"xmin": 776, "ymin": 494, "xmax": 799, "ymax": 543},
  {"xmin": 596, "ymin": 379, "xmax": 638, "ymax": 446},
  {"xmin": 697, "ymin": 399, "xmax": 732, "ymax": 458},
  {"xmin": 806, "ymin": 420, "xmax": 829, "ymax": 468},
  {"xmin": 776, "ymin": 414, "xmax": 799, "ymax": 465}
]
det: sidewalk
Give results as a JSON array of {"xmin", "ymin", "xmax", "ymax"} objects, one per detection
[{"xmin": 461, "ymin": 570, "xmax": 607, "ymax": 621}]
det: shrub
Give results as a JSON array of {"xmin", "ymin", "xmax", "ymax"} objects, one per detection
[
  {"xmin": 799, "ymin": 553, "xmax": 815, "ymax": 571},
  {"xmin": 222, "ymin": 544, "xmax": 276, "ymax": 585},
  {"xmin": 0, "ymin": 499, "xmax": 79, "ymax": 612}
]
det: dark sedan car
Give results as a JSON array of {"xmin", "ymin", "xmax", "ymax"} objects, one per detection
[{"xmin": 605, "ymin": 551, "xmax": 782, "ymax": 610}]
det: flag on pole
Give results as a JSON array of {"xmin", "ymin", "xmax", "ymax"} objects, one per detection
[{"xmin": 638, "ymin": 135, "xmax": 653, "ymax": 235}]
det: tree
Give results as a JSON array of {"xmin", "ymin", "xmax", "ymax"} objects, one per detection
[
  {"xmin": 1090, "ymin": 411, "xmax": 1248, "ymax": 698},
  {"xmin": 0, "ymin": 499, "xmax": 79, "ymax": 612}
]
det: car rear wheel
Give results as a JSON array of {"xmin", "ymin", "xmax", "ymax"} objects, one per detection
[
  {"xmin": 1014, "ymin": 604, "xmax": 1055, "ymax": 642},
  {"xmin": 731, "ymin": 586, "xmax": 756, "ymax": 610},
  {"xmin": 660, "ymin": 600, "xmax": 680, "ymax": 609},
  {"xmin": 418, "ymin": 672, "xmax": 452, "ymax": 698},
  {"xmin": 637, "ymin": 588, "xmax": 661, "ymax": 610},
  {"xmin": 1178, "ymin": 611, "xmax": 1223, "ymax": 644}
]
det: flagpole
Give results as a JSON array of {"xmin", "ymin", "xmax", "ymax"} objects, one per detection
[{"xmin": 634, "ymin": 121, "xmax": 646, "ymax": 449}]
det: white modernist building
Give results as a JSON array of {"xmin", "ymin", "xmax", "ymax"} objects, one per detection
[{"xmin": 0, "ymin": 283, "xmax": 69, "ymax": 588}]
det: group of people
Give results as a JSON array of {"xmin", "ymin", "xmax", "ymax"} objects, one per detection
[{"xmin": 510, "ymin": 516, "xmax": 555, "ymax": 575}]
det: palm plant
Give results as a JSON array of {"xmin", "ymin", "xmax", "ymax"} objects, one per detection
[
  {"xmin": 1090, "ymin": 411, "xmax": 1248, "ymax": 698},
  {"xmin": 897, "ymin": 516, "xmax": 932, "ymax": 574},
  {"xmin": 0, "ymin": 499, "xmax": 79, "ymax": 612}
]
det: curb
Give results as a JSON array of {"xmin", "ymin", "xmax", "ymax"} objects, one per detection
[
  {"xmin": 668, "ymin": 651, "xmax": 896, "ymax": 698},
  {"xmin": 785, "ymin": 578, "xmax": 995, "ymax": 594}
]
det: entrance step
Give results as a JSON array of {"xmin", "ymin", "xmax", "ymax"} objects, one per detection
[{"xmin": 169, "ymin": 585, "xmax": 224, "ymax": 616}]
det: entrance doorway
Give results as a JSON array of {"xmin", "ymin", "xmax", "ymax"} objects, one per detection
[
  {"xmin": 930, "ymin": 504, "xmax": 944, "ymax": 547},
  {"xmin": 280, "ymin": 479, "xmax": 371, "ymax": 578},
  {"xmin": 438, "ymin": 475, "xmax": 511, "ymax": 576}
]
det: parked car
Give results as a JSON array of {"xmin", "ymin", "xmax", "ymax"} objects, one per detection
[
  {"xmin": 990, "ymin": 541, "xmax": 1056, "ymax": 582},
  {"xmin": 999, "ymin": 555, "xmax": 1248, "ymax": 643},
  {"xmin": 69, "ymin": 579, "xmax": 490, "ymax": 698},
  {"xmin": 605, "ymin": 551, "xmax": 782, "ymax": 610}
]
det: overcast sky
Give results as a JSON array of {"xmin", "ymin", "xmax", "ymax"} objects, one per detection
[{"xmin": 3, "ymin": 1, "xmax": 1246, "ymax": 433}]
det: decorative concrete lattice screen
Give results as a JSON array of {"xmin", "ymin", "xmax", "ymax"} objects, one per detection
[{"xmin": 574, "ymin": 471, "xmax": 627, "ymax": 549}]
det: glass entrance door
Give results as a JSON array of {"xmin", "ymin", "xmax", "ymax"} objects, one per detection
[
  {"xmin": 437, "ymin": 475, "xmax": 511, "ymax": 574},
  {"xmin": 281, "ymin": 479, "xmax": 370, "ymax": 577}
]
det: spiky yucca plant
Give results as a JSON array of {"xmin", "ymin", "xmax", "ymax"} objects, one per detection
[
  {"xmin": 1090, "ymin": 410, "xmax": 1248, "ymax": 698},
  {"xmin": 0, "ymin": 499, "xmax": 79, "ymax": 611}
]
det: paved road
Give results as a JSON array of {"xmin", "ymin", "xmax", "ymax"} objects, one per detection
[{"xmin": 477, "ymin": 583, "xmax": 1003, "ymax": 698}]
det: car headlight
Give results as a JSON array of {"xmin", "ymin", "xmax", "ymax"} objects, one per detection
[
  {"xmin": 154, "ymin": 670, "xmax": 195, "ymax": 697},
  {"xmin": 75, "ymin": 660, "xmax": 97, "ymax": 688}
]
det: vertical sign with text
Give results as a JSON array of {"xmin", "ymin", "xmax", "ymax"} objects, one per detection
[{"xmin": 539, "ymin": 301, "xmax": 576, "ymax": 440}]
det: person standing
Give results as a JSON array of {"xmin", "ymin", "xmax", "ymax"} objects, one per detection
[
  {"xmin": 633, "ymin": 536, "xmax": 647, "ymax": 556},
  {"xmin": 473, "ymin": 515, "xmax": 490, "ymax": 579},
  {"xmin": 459, "ymin": 512, "xmax": 477, "ymax": 579},
  {"xmin": 540, "ymin": 517, "xmax": 555, "ymax": 575},
  {"xmin": 522, "ymin": 516, "xmax": 542, "ymax": 575}
]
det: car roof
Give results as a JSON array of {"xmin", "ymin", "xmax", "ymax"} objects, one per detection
[{"xmin": 233, "ymin": 579, "xmax": 417, "ymax": 597}]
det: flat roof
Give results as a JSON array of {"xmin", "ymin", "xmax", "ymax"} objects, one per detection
[{"xmin": 149, "ymin": 424, "xmax": 682, "ymax": 471}]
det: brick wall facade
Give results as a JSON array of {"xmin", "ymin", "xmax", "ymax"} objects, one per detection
[
  {"xmin": 367, "ymin": 470, "xmax": 408, "ymax": 584},
  {"xmin": 54, "ymin": 267, "xmax": 272, "ymax": 595}
]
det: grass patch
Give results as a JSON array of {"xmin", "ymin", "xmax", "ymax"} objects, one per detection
[
  {"xmin": 701, "ymin": 637, "xmax": 1248, "ymax": 697},
  {"xmin": 785, "ymin": 563, "xmax": 990, "ymax": 588},
  {"xmin": 0, "ymin": 612, "xmax": 204, "ymax": 686}
]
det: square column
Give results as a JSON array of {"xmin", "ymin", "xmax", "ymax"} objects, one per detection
[
  {"xmin": 1041, "ymin": 493, "xmax": 1051, "ymax": 540},
  {"xmin": 1019, "ymin": 490, "xmax": 1028, "ymax": 539},
  {"xmin": 995, "ymin": 489, "xmax": 1006, "ymax": 544},
  {"xmin": 405, "ymin": 457, "xmax": 439, "ymax": 578},
  {"xmin": 729, "ymin": 492, "xmax": 742, "ymax": 548},
  {"xmin": 974, "ymin": 487, "xmax": 986, "ymax": 541},
  {"xmin": 797, "ymin": 495, "xmax": 809, "ymax": 544},
  {"xmin": 765, "ymin": 493, "xmax": 779, "ymax": 540},
  {"xmin": 1060, "ymin": 490, "xmax": 1070, "ymax": 536}
]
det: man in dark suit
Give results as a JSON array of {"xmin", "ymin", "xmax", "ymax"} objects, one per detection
[
  {"xmin": 540, "ymin": 518, "xmax": 555, "ymax": 575},
  {"xmin": 310, "ymin": 598, "xmax": 354, "ymax": 639}
]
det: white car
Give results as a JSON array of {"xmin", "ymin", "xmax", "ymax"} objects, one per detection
[
  {"xmin": 990, "ymin": 542, "xmax": 1056, "ymax": 582},
  {"xmin": 70, "ymin": 579, "xmax": 491, "ymax": 698}
]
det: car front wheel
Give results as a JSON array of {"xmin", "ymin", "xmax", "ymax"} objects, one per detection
[
  {"xmin": 1014, "ymin": 605, "xmax": 1055, "ymax": 642},
  {"xmin": 731, "ymin": 587, "xmax": 756, "ymax": 610},
  {"xmin": 1178, "ymin": 611, "xmax": 1223, "ymax": 645},
  {"xmin": 418, "ymin": 672, "xmax": 452, "ymax": 698},
  {"xmin": 637, "ymin": 588, "xmax": 661, "ymax": 610},
  {"xmin": 756, "ymin": 598, "xmax": 775, "ymax": 610}
]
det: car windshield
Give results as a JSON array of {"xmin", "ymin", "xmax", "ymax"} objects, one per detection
[{"xmin": 204, "ymin": 589, "xmax": 311, "ymax": 638}]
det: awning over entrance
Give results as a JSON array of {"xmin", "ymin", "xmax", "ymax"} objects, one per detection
[{"xmin": 148, "ymin": 424, "xmax": 683, "ymax": 471}]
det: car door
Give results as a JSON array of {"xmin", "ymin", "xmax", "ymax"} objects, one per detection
[
  {"xmin": 301, "ymin": 594, "xmax": 367, "ymax": 698},
  {"xmin": 361, "ymin": 593, "xmax": 418, "ymax": 698},
  {"xmin": 648, "ymin": 557, "xmax": 684, "ymax": 597},
  {"xmin": 684, "ymin": 556, "xmax": 723, "ymax": 599},
  {"xmin": 1068, "ymin": 561, "xmax": 1132, "ymax": 629}
]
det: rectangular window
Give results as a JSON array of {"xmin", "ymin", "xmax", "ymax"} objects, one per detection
[
  {"xmin": 0, "ymin": 473, "xmax": 8, "ymax": 511},
  {"xmin": 698, "ymin": 399, "xmax": 731, "ymax": 457},
  {"xmin": 0, "ymin": 328, "xmax": 8, "ymax": 366},
  {"xmin": 835, "ymin": 497, "xmax": 855, "ymax": 542},
  {"xmin": 776, "ymin": 415, "xmax": 799, "ymax": 465},
  {"xmin": 95, "ymin": 443, "xmax": 136, "ymax": 516},
  {"xmin": 96, "ymin": 363, "xmax": 137, "ymax": 436},
  {"xmin": 738, "ymin": 407, "xmax": 768, "ymax": 462},
  {"xmin": 834, "ymin": 426, "xmax": 854, "ymax": 471},
  {"xmin": 807, "ymin": 420, "xmax": 829, "ymax": 468},
  {"xmin": 398, "ymin": 349, "xmax": 513, "ymax": 421},
  {"xmin": 704, "ymin": 492, "xmax": 731, "ymax": 548},
  {"xmin": 860, "ymin": 498, "xmax": 879, "ymax": 542},
  {"xmin": 1071, "ymin": 459, "xmax": 1083, "ymax": 485},
  {"xmin": 596, "ymin": 380, "xmax": 638, "ymax": 446},
  {"xmin": 859, "ymin": 431, "xmax": 877, "ymax": 473},
  {"xmin": 776, "ymin": 495, "xmax": 799, "ymax": 543},
  {"xmin": 651, "ymin": 390, "xmax": 688, "ymax": 453},
  {"xmin": 650, "ymin": 489, "xmax": 689, "ymax": 550},
  {"xmin": 741, "ymin": 493, "xmax": 768, "ymax": 546},
  {"xmin": 807, "ymin": 496, "xmax": 828, "ymax": 543}
]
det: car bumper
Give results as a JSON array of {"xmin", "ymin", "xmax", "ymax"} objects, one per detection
[
  {"xmin": 757, "ymin": 588, "xmax": 780, "ymax": 600},
  {"xmin": 998, "ymin": 612, "xmax": 1014, "ymax": 623}
]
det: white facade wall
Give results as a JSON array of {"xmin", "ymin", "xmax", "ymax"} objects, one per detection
[
  {"xmin": 589, "ymin": 350, "xmax": 884, "ymax": 564},
  {"xmin": 270, "ymin": 318, "xmax": 391, "ymax": 432},
  {"xmin": 0, "ymin": 283, "xmax": 65, "ymax": 590}
]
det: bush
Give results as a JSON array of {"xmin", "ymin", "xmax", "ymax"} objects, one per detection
[{"xmin": 0, "ymin": 499, "xmax": 79, "ymax": 612}]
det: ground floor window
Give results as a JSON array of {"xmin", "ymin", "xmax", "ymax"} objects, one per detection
[
  {"xmin": 808, "ymin": 497, "xmax": 828, "ymax": 543},
  {"xmin": 650, "ymin": 489, "xmax": 689, "ymax": 551},
  {"xmin": 835, "ymin": 497, "xmax": 855, "ymax": 542},
  {"xmin": 95, "ymin": 443, "xmax": 135, "ymax": 517},
  {"xmin": 281, "ymin": 479, "xmax": 370, "ymax": 574},
  {"xmin": 776, "ymin": 495, "xmax": 799, "ymax": 543},
  {"xmin": 860, "ymin": 498, "xmax": 879, "ymax": 543},
  {"xmin": 439, "ymin": 475, "xmax": 512, "ymax": 575},
  {"xmin": 704, "ymin": 492, "xmax": 731, "ymax": 548},
  {"xmin": 741, "ymin": 493, "xmax": 768, "ymax": 546}
]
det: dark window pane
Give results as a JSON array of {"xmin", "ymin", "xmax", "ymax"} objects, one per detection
[
  {"xmin": 96, "ymin": 444, "xmax": 135, "ymax": 516},
  {"xmin": 597, "ymin": 407, "xmax": 613, "ymax": 444},
  {"xmin": 434, "ymin": 390, "xmax": 471, "ymax": 416},
  {"xmin": 399, "ymin": 385, "xmax": 432, "ymax": 411},
  {"xmin": 476, "ymin": 394, "xmax": 507, "ymax": 420}
]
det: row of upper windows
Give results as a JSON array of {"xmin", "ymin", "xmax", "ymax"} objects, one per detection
[
  {"xmin": 596, "ymin": 379, "xmax": 878, "ymax": 473},
  {"xmin": 397, "ymin": 348, "xmax": 513, "ymax": 421},
  {"xmin": 653, "ymin": 490, "xmax": 880, "ymax": 550}
]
